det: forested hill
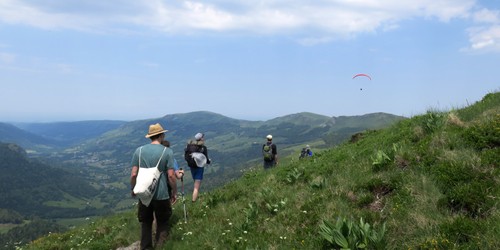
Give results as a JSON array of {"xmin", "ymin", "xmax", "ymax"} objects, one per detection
[
  {"xmin": 0, "ymin": 143, "xmax": 100, "ymax": 218},
  {"xmin": 0, "ymin": 123, "xmax": 56, "ymax": 149}
]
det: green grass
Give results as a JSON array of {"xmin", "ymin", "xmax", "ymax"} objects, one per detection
[{"xmin": 22, "ymin": 92, "xmax": 500, "ymax": 250}]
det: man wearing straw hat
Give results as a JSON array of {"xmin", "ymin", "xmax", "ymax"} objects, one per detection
[{"xmin": 130, "ymin": 123, "xmax": 176, "ymax": 250}]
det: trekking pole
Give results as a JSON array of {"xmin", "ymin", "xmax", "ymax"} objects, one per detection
[{"xmin": 180, "ymin": 167, "xmax": 187, "ymax": 223}]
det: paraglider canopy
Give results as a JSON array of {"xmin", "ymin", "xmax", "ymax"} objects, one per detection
[
  {"xmin": 352, "ymin": 73, "xmax": 372, "ymax": 80},
  {"xmin": 352, "ymin": 73, "xmax": 371, "ymax": 90}
]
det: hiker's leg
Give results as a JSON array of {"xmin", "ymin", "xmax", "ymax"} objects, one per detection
[
  {"xmin": 137, "ymin": 201, "xmax": 154, "ymax": 250},
  {"xmin": 191, "ymin": 167, "xmax": 204, "ymax": 202},
  {"xmin": 154, "ymin": 200, "xmax": 172, "ymax": 248},
  {"xmin": 192, "ymin": 180, "xmax": 202, "ymax": 202}
]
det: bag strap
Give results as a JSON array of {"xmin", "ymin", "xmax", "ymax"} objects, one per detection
[
  {"xmin": 138, "ymin": 146, "xmax": 166, "ymax": 170},
  {"xmin": 139, "ymin": 147, "xmax": 143, "ymax": 168},
  {"xmin": 155, "ymin": 147, "xmax": 167, "ymax": 170}
]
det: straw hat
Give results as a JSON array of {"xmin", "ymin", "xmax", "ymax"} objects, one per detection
[{"xmin": 145, "ymin": 123, "xmax": 168, "ymax": 138}]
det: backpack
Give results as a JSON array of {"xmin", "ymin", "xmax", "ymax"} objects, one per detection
[
  {"xmin": 185, "ymin": 142, "xmax": 203, "ymax": 167},
  {"xmin": 262, "ymin": 143, "xmax": 274, "ymax": 162},
  {"xmin": 299, "ymin": 148, "xmax": 308, "ymax": 159}
]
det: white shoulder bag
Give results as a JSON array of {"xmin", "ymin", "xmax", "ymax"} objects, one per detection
[{"xmin": 133, "ymin": 146, "xmax": 166, "ymax": 207}]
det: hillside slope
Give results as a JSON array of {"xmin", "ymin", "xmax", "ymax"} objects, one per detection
[
  {"xmin": 0, "ymin": 143, "xmax": 101, "ymax": 218},
  {"xmin": 0, "ymin": 123, "xmax": 56, "ymax": 150},
  {"xmin": 25, "ymin": 92, "xmax": 499, "ymax": 249}
]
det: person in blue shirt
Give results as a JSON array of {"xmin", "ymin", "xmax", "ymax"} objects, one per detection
[
  {"xmin": 299, "ymin": 145, "xmax": 313, "ymax": 159},
  {"xmin": 161, "ymin": 140, "xmax": 185, "ymax": 203}
]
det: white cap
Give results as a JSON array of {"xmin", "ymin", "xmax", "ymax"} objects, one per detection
[
  {"xmin": 266, "ymin": 134, "xmax": 272, "ymax": 140},
  {"xmin": 195, "ymin": 133, "xmax": 204, "ymax": 140}
]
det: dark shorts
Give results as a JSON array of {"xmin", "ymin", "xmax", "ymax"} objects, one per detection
[
  {"xmin": 263, "ymin": 160, "xmax": 275, "ymax": 169},
  {"xmin": 190, "ymin": 166, "xmax": 204, "ymax": 180}
]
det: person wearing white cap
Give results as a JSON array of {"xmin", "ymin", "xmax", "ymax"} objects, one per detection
[
  {"xmin": 184, "ymin": 132, "xmax": 211, "ymax": 202},
  {"xmin": 130, "ymin": 123, "xmax": 176, "ymax": 249},
  {"xmin": 262, "ymin": 134, "xmax": 278, "ymax": 169},
  {"xmin": 299, "ymin": 144, "xmax": 313, "ymax": 159}
]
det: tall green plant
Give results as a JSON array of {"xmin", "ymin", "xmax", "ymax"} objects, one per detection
[{"xmin": 319, "ymin": 217, "xmax": 386, "ymax": 249}]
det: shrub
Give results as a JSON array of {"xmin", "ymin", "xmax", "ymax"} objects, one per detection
[
  {"xmin": 440, "ymin": 216, "xmax": 486, "ymax": 245},
  {"xmin": 422, "ymin": 111, "xmax": 446, "ymax": 134},
  {"xmin": 371, "ymin": 150, "xmax": 391, "ymax": 172},
  {"xmin": 319, "ymin": 217, "xmax": 386, "ymax": 250},
  {"xmin": 430, "ymin": 161, "xmax": 496, "ymax": 217},
  {"xmin": 461, "ymin": 115, "xmax": 500, "ymax": 150}
]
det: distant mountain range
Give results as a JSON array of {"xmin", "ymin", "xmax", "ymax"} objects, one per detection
[
  {"xmin": 11, "ymin": 120, "xmax": 126, "ymax": 148},
  {"xmin": 0, "ymin": 111, "xmax": 406, "ymax": 221}
]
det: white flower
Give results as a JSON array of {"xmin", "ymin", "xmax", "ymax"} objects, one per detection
[{"xmin": 243, "ymin": 231, "xmax": 248, "ymax": 234}]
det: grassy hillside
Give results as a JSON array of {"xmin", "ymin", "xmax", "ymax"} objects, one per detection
[{"xmin": 24, "ymin": 92, "xmax": 499, "ymax": 249}]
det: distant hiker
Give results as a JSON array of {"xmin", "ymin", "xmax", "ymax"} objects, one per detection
[
  {"xmin": 299, "ymin": 145, "xmax": 313, "ymax": 159},
  {"xmin": 130, "ymin": 123, "xmax": 176, "ymax": 250},
  {"xmin": 262, "ymin": 134, "xmax": 278, "ymax": 169},
  {"xmin": 161, "ymin": 140, "xmax": 185, "ymax": 203},
  {"xmin": 184, "ymin": 132, "xmax": 211, "ymax": 202}
]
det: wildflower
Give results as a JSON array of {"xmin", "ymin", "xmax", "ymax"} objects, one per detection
[
  {"xmin": 274, "ymin": 208, "xmax": 278, "ymax": 212},
  {"xmin": 222, "ymin": 233, "xmax": 226, "ymax": 236},
  {"xmin": 243, "ymin": 231, "xmax": 248, "ymax": 234},
  {"xmin": 229, "ymin": 222, "xmax": 233, "ymax": 226},
  {"xmin": 302, "ymin": 210, "xmax": 307, "ymax": 214}
]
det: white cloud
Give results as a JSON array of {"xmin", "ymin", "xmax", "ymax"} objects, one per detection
[
  {"xmin": 0, "ymin": 0, "xmax": 476, "ymax": 35},
  {"xmin": 464, "ymin": 25, "xmax": 500, "ymax": 53},
  {"xmin": 462, "ymin": 8, "xmax": 500, "ymax": 53},
  {"xmin": 472, "ymin": 8, "xmax": 500, "ymax": 24}
]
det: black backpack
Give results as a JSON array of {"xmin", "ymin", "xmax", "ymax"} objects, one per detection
[
  {"xmin": 299, "ymin": 148, "xmax": 308, "ymax": 159},
  {"xmin": 185, "ymin": 142, "xmax": 203, "ymax": 167}
]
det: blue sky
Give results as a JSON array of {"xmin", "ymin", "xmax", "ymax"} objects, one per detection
[{"xmin": 1, "ymin": 0, "xmax": 499, "ymax": 122}]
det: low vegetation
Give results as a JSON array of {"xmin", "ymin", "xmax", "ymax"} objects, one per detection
[{"xmin": 19, "ymin": 92, "xmax": 500, "ymax": 249}]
